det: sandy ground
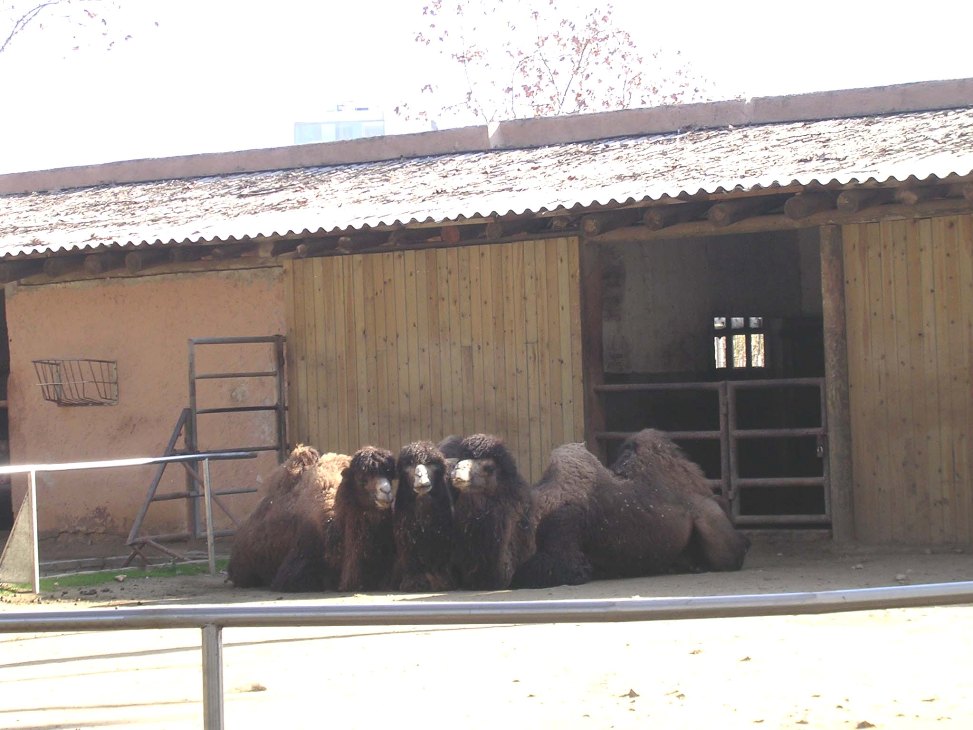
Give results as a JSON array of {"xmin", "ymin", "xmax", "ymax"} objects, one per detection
[{"xmin": 2, "ymin": 541, "xmax": 973, "ymax": 729}]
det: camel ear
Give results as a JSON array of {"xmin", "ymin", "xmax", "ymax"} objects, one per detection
[{"xmin": 340, "ymin": 466, "xmax": 352, "ymax": 480}]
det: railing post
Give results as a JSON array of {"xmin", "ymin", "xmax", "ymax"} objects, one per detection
[
  {"xmin": 28, "ymin": 469, "xmax": 40, "ymax": 594},
  {"xmin": 202, "ymin": 458, "xmax": 216, "ymax": 576},
  {"xmin": 201, "ymin": 623, "xmax": 224, "ymax": 730}
]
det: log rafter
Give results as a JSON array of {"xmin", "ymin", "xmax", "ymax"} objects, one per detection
[{"xmin": 4, "ymin": 179, "xmax": 972, "ymax": 284}]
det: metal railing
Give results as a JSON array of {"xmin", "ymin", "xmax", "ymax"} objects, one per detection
[
  {"xmin": 1, "ymin": 582, "xmax": 972, "ymax": 729},
  {"xmin": 595, "ymin": 377, "xmax": 829, "ymax": 525},
  {"xmin": 0, "ymin": 451, "xmax": 256, "ymax": 592}
]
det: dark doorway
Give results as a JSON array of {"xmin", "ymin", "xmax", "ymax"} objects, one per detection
[{"xmin": 598, "ymin": 229, "xmax": 828, "ymax": 527}]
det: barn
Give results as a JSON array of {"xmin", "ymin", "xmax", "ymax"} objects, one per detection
[{"xmin": 1, "ymin": 77, "xmax": 971, "ymax": 562}]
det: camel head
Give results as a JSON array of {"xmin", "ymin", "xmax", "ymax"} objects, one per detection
[
  {"xmin": 343, "ymin": 445, "xmax": 397, "ymax": 510},
  {"xmin": 396, "ymin": 441, "xmax": 448, "ymax": 499},
  {"xmin": 450, "ymin": 433, "xmax": 520, "ymax": 496}
]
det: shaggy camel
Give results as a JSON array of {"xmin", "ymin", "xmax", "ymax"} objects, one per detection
[
  {"xmin": 513, "ymin": 436, "xmax": 749, "ymax": 588},
  {"xmin": 449, "ymin": 433, "xmax": 533, "ymax": 590},
  {"xmin": 392, "ymin": 441, "xmax": 456, "ymax": 592},
  {"xmin": 227, "ymin": 445, "xmax": 345, "ymax": 592}
]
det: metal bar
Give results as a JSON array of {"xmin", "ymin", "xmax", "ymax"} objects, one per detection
[
  {"xmin": 128, "ymin": 528, "xmax": 236, "ymax": 545},
  {"xmin": 722, "ymin": 377, "xmax": 826, "ymax": 389},
  {"xmin": 28, "ymin": 470, "xmax": 39, "ymax": 594},
  {"xmin": 202, "ymin": 459, "xmax": 217, "ymax": 575},
  {"xmin": 126, "ymin": 409, "xmax": 190, "ymax": 545},
  {"xmin": 734, "ymin": 477, "xmax": 826, "ymax": 488},
  {"xmin": 719, "ymin": 381, "xmax": 731, "ymax": 503},
  {"xmin": 734, "ymin": 514, "xmax": 831, "ymax": 525},
  {"xmin": 274, "ymin": 335, "xmax": 288, "ymax": 462},
  {"xmin": 0, "ymin": 451, "xmax": 257, "ymax": 476},
  {"xmin": 187, "ymin": 340, "xmax": 200, "ymax": 539},
  {"xmin": 190, "ymin": 445, "xmax": 279, "ymax": 455},
  {"xmin": 194, "ymin": 405, "xmax": 280, "ymax": 415},
  {"xmin": 731, "ymin": 427, "xmax": 826, "ymax": 439},
  {"xmin": 594, "ymin": 381, "xmax": 723, "ymax": 393},
  {"xmin": 190, "ymin": 336, "xmax": 282, "ymax": 346},
  {"xmin": 201, "ymin": 624, "xmax": 225, "ymax": 730},
  {"xmin": 820, "ymin": 377, "xmax": 832, "ymax": 519},
  {"xmin": 596, "ymin": 430, "xmax": 722, "ymax": 442},
  {"xmin": 193, "ymin": 371, "xmax": 278, "ymax": 380},
  {"xmin": 728, "ymin": 381, "xmax": 740, "ymax": 509},
  {"xmin": 143, "ymin": 487, "xmax": 258, "ymax": 503},
  {"xmin": 2, "ymin": 582, "xmax": 973, "ymax": 633}
]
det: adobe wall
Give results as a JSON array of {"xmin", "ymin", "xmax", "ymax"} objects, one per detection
[{"xmin": 4, "ymin": 265, "xmax": 285, "ymax": 554}]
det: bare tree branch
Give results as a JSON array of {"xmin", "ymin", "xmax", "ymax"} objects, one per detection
[{"xmin": 0, "ymin": 0, "xmax": 65, "ymax": 55}]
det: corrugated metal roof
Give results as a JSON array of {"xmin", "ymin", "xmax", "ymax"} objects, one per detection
[{"xmin": 2, "ymin": 107, "xmax": 973, "ymax": 258}]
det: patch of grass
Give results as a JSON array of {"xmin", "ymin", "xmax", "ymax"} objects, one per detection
[{"xmin": 1, "ymin": 559, "xmax": 228, "ymax": 594}]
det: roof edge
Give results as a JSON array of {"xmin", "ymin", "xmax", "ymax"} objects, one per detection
[
  {"xmin": 489, "ymin": 77, "xmax": 973, "ymax": 148},
  {"xmin": 3, "ymin": 77, "xmax": 972, "ymax": 196},
  {"xmin": 0, "ymin": 125, "xmax": 491, "ymax": 196}
]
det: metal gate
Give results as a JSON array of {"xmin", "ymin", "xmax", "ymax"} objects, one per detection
[{"xmin": 595, "ymin": 377, "xmax": 829, "ymax": 527}]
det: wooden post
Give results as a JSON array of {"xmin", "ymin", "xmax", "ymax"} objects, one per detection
[
  {"xmin": 820, "ymin": 224, "xmax": 855, "ymax": 543},
  {"xmin": 579, "ymin": 238, "xmax": 606, "ymax": 461}
]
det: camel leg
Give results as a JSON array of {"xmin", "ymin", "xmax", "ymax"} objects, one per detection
[
  {"xmin": 690, "ymin": 498, "xmax": 751, "ymax": 572},
  {"xmin": 512, "ymin": 504, "xmax": 593, "ymax": 588}
]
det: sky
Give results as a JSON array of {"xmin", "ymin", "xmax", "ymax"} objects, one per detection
[{"xmin": 1, "ymin": 0, "xmax": 972, "ymax": 174}]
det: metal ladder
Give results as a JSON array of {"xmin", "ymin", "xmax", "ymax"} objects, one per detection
[{"xmin": 125, "ymin": 335, "xmax": 287, "ymax": 565}]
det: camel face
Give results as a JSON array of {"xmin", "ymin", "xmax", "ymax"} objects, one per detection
[
  {"xmin": 364, "ymin": 474, "xmax": 395, "ymax": 509},
  {"xmin": 408, "ymin": 463, "xmax": 435, "ymax": 496},
  {"xmin": 451, "ymin": 457, "xmax": 500, "ymax": 494}
]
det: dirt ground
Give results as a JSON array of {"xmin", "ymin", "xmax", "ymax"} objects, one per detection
[{"xmin": 2, "ymin": 539, "xmax": 973, "ymax": 729}]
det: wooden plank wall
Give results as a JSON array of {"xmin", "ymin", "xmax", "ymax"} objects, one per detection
[
  {"xmin": 284, "ymin": 237, "xmax": 585, "ymax": 483},
  {"xmin": 843, "ymin": 215, "xmax": 973, "ymax": 545}
]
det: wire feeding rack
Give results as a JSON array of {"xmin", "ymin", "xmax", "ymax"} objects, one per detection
[{"xmin": 32, "ymin": 358, "xmax": 119, "ymax": 406}]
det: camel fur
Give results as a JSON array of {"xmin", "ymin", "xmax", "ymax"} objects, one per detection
[
  {"xmin": 512, "ymin": 435, "xmax": 749, "ymax": 588},
  {"xmin": 333, "ymin": 445, "xmax": 398, "ymax": 592},
  {"xmin": 610, "ymin": 429, "xmax": 750, "ymax": 572},
  {"xmin": 227, "ymin": 445, "xmax": 347, "ymax": 592},
  {"xmin": 392, "ymin": 441, "xmax": 456, "ymax": 592},
  {"xmin": 449, "ymin": 433, "xmax": 533, "ymax": 590}
]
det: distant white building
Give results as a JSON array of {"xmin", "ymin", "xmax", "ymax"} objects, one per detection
[{"xmin": 294, "ymin": 104, "xmax": 385, "ymax": 144}]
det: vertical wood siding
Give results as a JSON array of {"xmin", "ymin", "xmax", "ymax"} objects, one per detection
[
  {"xmin": 284, "ymin": 238, "xmax": 584, "ymax": 482},
  {"xmin": 844, "ymin": 215, "xmax": 973, "ymax": 545}
]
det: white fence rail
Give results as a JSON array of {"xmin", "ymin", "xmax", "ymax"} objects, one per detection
[
  {"xmin": 0, "ymin": 451, "xmax": 256, "ymax": 592},
  {"xmin": 1, "ymin": 582, "xmax": 972, "ymax": 729}
]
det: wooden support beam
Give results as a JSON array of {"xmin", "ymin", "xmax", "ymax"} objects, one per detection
[
  {"xmin": 579, "ymin": 240, "xmax": 606, "ymax": 461},
  {"xmin": 819, "ymin": 224, "xmax": 854, "ymax": 543},
  {"xmin": 257, "ymin": 241, "xmax": 277, "ymax": 257},
  {"xmin": 82, "ymin": 252, "xmax": 124, "ymax": 275},
  {"xmin": 581, "ymin": 209, "xmax": 643, "ymax": 237},
  {"xmin": 42, "ymin": 255, "xmax": 85, "ymax": 278},
  {"xmin": 439, "ymin": 225, "xmax": 464, "ymax": 245},
  {"xmin": 170, "ymin": 247, "xmax": 204, "ymax": 264},
  {"xmin": 784, "ymin": 192, "xmax": 838, "ymax": 220},
  {"xmin": 296, "ymin": 239, "xmax": 339, "ymax": 257},
  {"xmin": 125, "ymin": 249, "xmax": 169, "ymax": 273},
  {"xmin": 706, "ymin": 198, "xmax": 778, "ymax": 227},
  {"xmin": 836, "ymin": 187, "xmax": 894, "ymax": 213},
  {"xmin": 335, "ymin": 231, "xmax": 389, "ymax": 253},
  {"xmin": 386, "ymin": 228, "xmax": 430, "ymax": 247},
  {"xmin": 642, "ymin": 202, "xmax": 709, "ymax": 230},
  {"xmin": 0, "ymin": 259, "xmax": 44, "ymax": 283},
  {"xmin": 483, "ymin": 218, "xmax": 549, "ymax": 239},
  {"xmin": 893, "ymin": 185, "xmax": 943, "ymax": 206}
]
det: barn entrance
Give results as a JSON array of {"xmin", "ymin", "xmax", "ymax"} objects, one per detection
[{"xmin": 595, "ymin": 228, "xmax": 828, "ymax": 528}]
